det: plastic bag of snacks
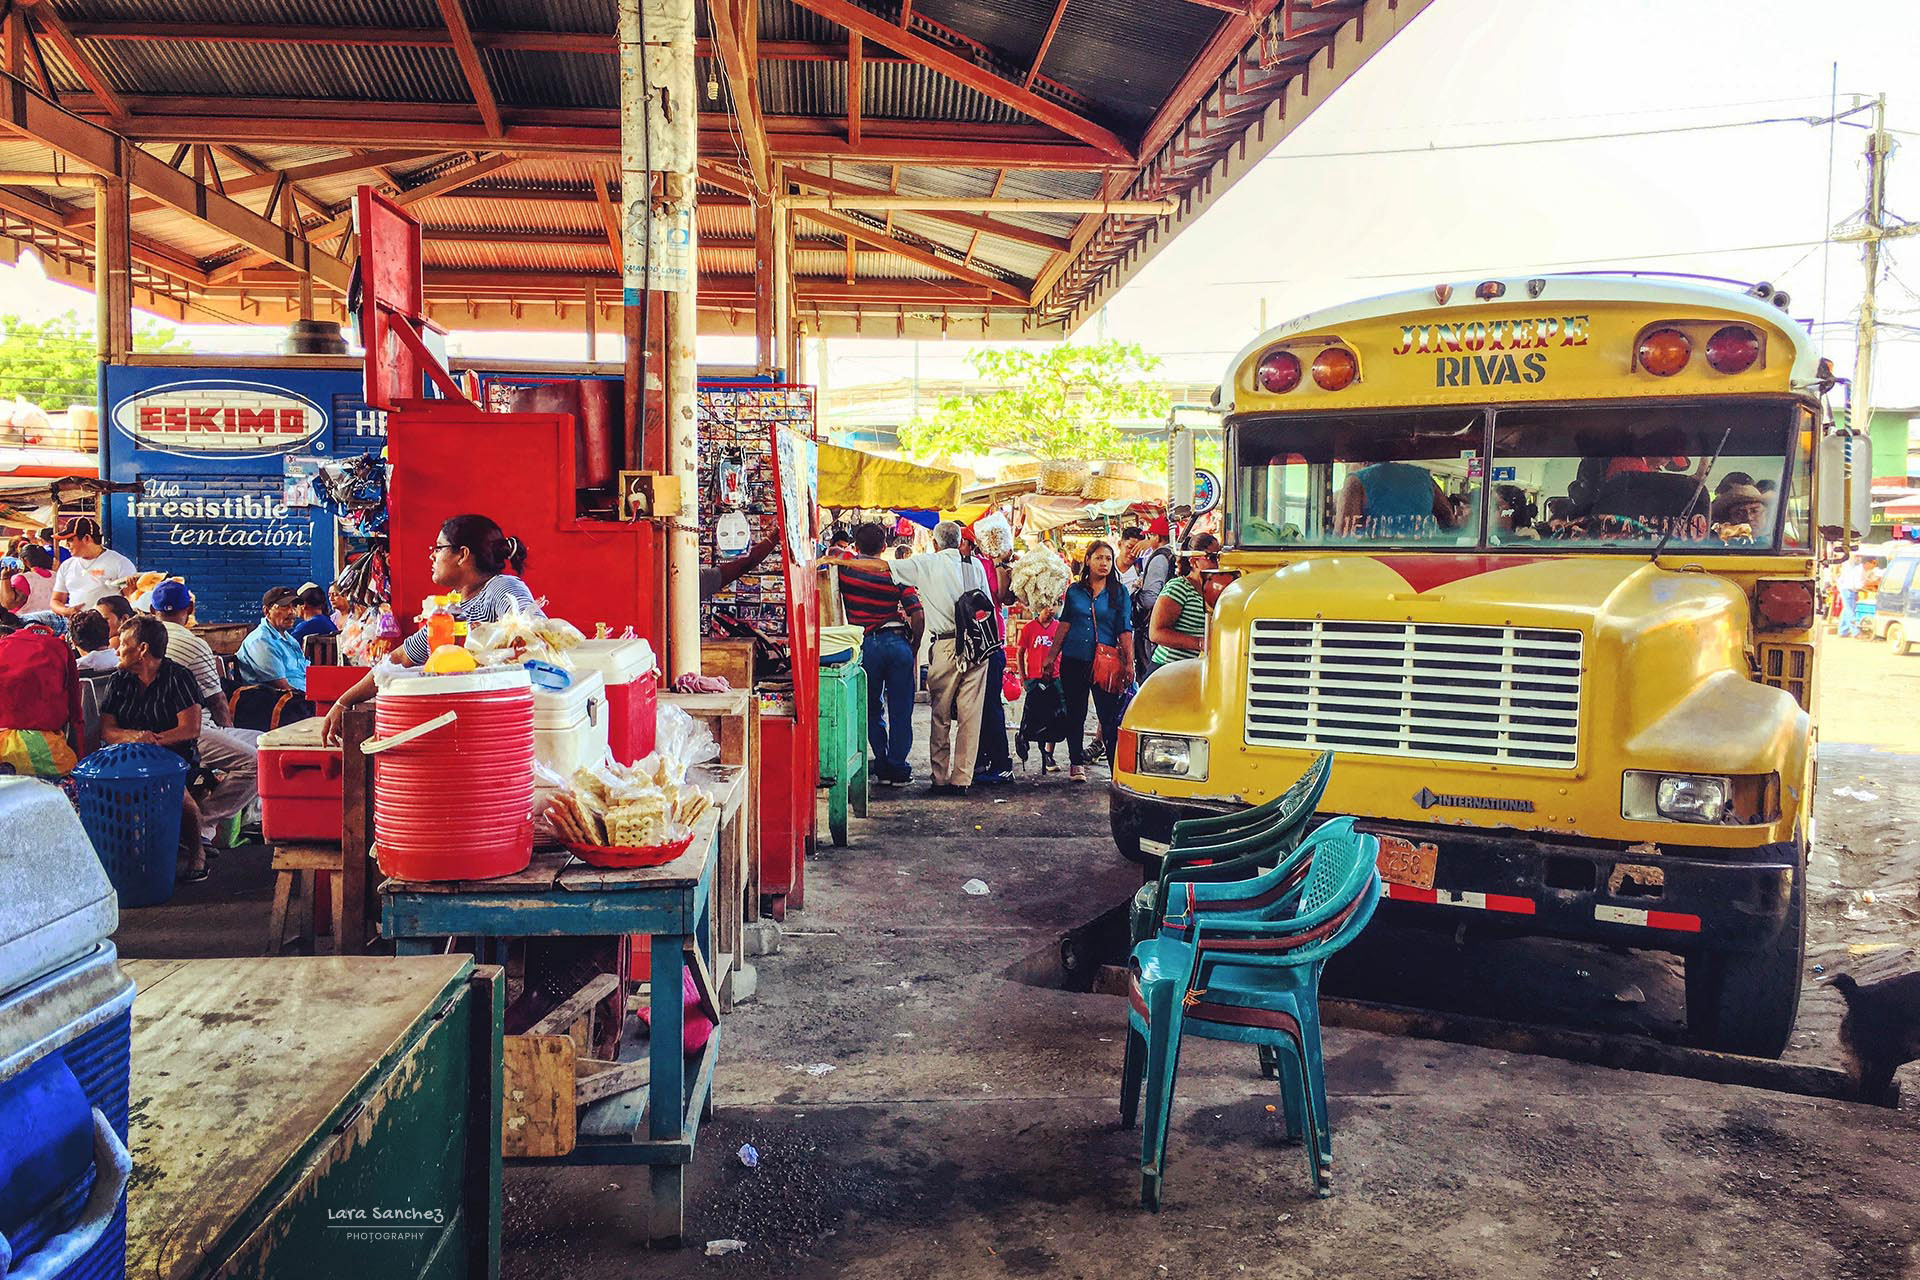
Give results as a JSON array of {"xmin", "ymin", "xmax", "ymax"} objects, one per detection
[
  {"xmin": 545, "ymin": 754, "xmax": 715, "ymax": 852},
  {"xmin": 466, "ymin": 599, "xmax": 586, "ymax": 668},
  {"xmin": 654, "ymin": 703, "xmax": 720, "ymax": 775}
]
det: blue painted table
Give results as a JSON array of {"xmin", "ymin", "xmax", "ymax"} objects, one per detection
[{"xmin": 379, "ymin": 814, "xmax": 719, "ymax": 1244}]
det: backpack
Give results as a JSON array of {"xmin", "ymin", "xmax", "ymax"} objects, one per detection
[
  {"xmin": 1131, "ymin": 546, "xmax": 1175, "ymax": 634},
  {"xmin": 954, "ymin": 587, "xmax": 1003, "ymax": 671},
  {"xmin": 0, "ymin": 626, "xmax": 81, "ymax": 735}
]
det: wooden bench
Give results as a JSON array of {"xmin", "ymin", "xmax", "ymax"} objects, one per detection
[{"xmin": 265, "ymin": 842, "xmax": 345, "ymax": 955}]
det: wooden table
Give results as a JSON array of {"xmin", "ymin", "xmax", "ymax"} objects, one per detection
[
  {"xmin": 125, "ymin": 955, "xmax": 503, "ymax": 1280},
  {"xmin": 663, "ymin": 689, "xmax": 760, "ymax": 925},
  {"xmin": 378, "ymin": 816, "xmax": 721, "ymax": 1244},
  {"xmin": 692, "ymin": 763, "xmax": 749, "ymax": 1010}
]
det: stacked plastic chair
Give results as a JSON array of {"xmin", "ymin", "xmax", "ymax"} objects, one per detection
[
  {"xmin": 1121, "ymin": 813, "xmax": 1381, "ymax": 1210},
  {"xmin": 1127, "ymin": 751, "xmax": 1333, "ymax": 948}
]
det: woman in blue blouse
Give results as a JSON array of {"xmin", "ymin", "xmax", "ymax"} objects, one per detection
[{"xmin": 1058, "ymin": 540, "xmax": 1133, "ymax": 782}]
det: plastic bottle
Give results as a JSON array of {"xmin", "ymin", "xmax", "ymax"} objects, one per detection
[{"xmin": 426, "ymin": 596, "xmax": 454, "ymax": 649}]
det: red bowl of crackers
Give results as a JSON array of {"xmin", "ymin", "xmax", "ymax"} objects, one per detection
[{"xmin": 558, "ymin": 830, "xmax": 695, "ymax": 869}]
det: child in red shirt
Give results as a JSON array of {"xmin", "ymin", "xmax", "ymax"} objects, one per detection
[{"xmin": 1014, "ymin": 606, "xmax": 1069, "ymax": 772}]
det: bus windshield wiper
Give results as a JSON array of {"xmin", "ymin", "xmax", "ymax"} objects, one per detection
[{"xmin": 1650, "ymin": 423, "xmax": 1733, "ymax": 563}]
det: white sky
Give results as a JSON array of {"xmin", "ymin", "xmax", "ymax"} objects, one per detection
[{"xmin": 6, "ymin": 0, "xmax": 1920, "ymax": 408}]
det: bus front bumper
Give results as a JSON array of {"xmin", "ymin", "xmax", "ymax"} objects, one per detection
[{"xmin": 1109, "ymin": 781, "xmax": 1799, "ymax": 954}]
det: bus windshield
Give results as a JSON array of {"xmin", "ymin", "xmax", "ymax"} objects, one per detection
[{"xmin": 1232, "ymin": 400, "xmax": 1811, "ymax": 552}]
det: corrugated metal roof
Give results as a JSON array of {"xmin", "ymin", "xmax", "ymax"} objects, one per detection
[
  {"xmin": 76, "ymin": 39, "xmax": 474, "ymax": 104},
  {"xmin": 484, "ymin": 49, "xmax": 617, "ymax": 110},
  {"xmin": 861, "ymin": 61, "xmax": 1025, "ymax": 126},
  {"xmin": 462, "ymin": 0, "xmax": 611, "ymax": 35},
  {"xmin": 48, "ymin": 0, "xmax": 441, "ymax": 24},
  {"xmin": 758, "ymin": 0, "xmax": 845, "ymax": 44},
  {"xmin": 910, "ymin": 0, "xmax": 1216, "ymax": 132}
]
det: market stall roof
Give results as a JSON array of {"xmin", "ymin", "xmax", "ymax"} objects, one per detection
[
  {"xmin": 816, "ymin": 441, "xmax": 959, "ymax": 509},
  {"xmin": 0, "ymin": 0, "xmax": 1434, "ymax": 336}
]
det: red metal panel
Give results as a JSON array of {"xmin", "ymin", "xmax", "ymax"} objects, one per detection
[{"xmin": 385, "ymin": 400, "xmax": 663, "ymax": 659}]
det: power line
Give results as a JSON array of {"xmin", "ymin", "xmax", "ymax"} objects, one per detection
[{"xmin": 1267, "ymin": 108, "xmax": 1873, "ymax": 163}]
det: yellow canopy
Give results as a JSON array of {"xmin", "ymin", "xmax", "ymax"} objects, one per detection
[{"xmin": 816, "ymin": 443, "xmax": 961, "ymax": 511}]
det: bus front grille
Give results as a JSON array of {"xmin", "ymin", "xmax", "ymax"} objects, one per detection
[{"xmin": 1244, "ymin": 619, "xmax": 1584, "ymax": 769}]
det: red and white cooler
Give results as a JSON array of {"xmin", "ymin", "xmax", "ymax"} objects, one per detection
[
  {"xmin": 569, "ymin": 638, "xmax": 658, "ymax": 764},
  {"xmin": 257, "ymin": 718, "xmax": 342, "ymax": 843}
]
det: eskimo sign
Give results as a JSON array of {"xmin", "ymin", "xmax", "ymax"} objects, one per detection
[
  {"xmin": 1391, "ymin": 315, "xmax": 1592, "ymax": 388},
  {"xmin": 114, "ymin": 382, "xmax": 327, "ymax": 458}
]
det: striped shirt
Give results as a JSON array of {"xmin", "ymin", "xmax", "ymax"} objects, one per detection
[
  {"xmin": 838, "ymin": 558, "xmax": 921, "ymax": 633},
  {"xmin": 161, "ymin": 621, "xmax": 225, "ymax": 702},
  {"xmin": 1149, "ymin": 575, "xmax": 1209, "ymax": 667},
  {"xmin": 402, "ymin": 573, "xmax": 543, "ymax": 665}
]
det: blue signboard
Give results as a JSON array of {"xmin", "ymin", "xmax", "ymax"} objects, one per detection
[{"xmin": 101, "ymin": 364, "xmax": 386, "ymax": 622}]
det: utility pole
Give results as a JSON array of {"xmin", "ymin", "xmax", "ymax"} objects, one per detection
[{"xmin": 1839, "ymin": 95, "xmax": 1920, "ymax": 434}]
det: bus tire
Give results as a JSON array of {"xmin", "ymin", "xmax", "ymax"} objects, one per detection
[
  {"xmin": 1109, "ymin": 793, "xmax": 1147, "ymax": 866},
  {"xmin": 1889, "ymin": 622, "xmax": 1910, "ymax": 656},
  {"xmin": 1683, "ymin": 836, "xmax": 1806, "ymax": 1059}
]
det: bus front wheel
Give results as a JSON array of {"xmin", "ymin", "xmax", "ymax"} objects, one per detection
[
  {"xmin": 1889, "ymin": 621, "xmax": 1910, "ymax": 656},
  {"xmin": 1683, "ymin": 839, "xmax": 1807, "ymax": 1059}
]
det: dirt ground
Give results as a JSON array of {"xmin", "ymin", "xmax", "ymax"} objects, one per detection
[
  {"xmin": 112, "ymin": 638, "xmax": 1920, "ymax": 1277},
  {"xmin": 491, "ymin": 642, "xmax": 1920, "ymax": 1279}
]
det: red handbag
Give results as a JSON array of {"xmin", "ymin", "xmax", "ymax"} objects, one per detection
[{"xmin": 1091, "ymin": 643, "xmax": 1128, "ymax": 695}]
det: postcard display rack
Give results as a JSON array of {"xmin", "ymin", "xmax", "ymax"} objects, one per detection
[{"xmin": 697, "ymin": 381, "xmax": 820, "ymax": 911}]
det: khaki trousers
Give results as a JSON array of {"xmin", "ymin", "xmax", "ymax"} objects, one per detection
[{"xmin": 926, "ymin": 637, "xmax": 987, "ymax": 787}]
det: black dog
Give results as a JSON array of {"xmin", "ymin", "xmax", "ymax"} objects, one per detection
[{"xmin": 1831, "ymin": 971, "xmax": 1920, "ymax": 1105}]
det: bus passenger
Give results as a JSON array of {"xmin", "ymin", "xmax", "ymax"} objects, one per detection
[{"xmin": 1335, "ymin": 462, "xmax": 1457, "ymax": 538}]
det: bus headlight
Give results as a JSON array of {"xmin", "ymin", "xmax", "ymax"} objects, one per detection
[
  {"xmin": 1138, "ymin": 734, "xmax": 1209, "ymax": 781},
  {"xmin": 1624, "ymin": 771, "xmax": 1730, "ymax": 823}
]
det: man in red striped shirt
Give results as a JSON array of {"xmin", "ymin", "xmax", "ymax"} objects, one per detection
[{"xmin": 840, "ymin": 523, "xmax": 925, "ymax": 786}]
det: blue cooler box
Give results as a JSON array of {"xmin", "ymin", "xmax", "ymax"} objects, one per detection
[{"xmin": 0, "ymin": 777, "xmax": 135, "ymax": 1280}]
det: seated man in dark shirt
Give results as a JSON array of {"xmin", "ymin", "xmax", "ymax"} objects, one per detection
[{"xmin": 100, "ymin": 614, "xmax": 211, "ymax": 882}]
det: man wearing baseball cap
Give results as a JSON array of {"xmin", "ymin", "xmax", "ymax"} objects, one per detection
[
  {"xmin": 50, "ymin": 516, "xmax": 136, "ymax": 617},
  {"xmin": 236, "ymin": 586, "xmax": 310, "ymax": 694},
  {"xmin": 151, "ymin": 581, "xmax": 228, "ymax": 722}
]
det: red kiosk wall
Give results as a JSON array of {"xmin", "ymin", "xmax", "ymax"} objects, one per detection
[
  {"xmin": 755, "ymin": 423, "xmax": 820, "ymax": 914},
  {"xmin": 386, "ymin": 400, "xmax": 662, "ymax": 648}
]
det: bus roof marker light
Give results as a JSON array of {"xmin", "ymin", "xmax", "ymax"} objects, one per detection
[
  {"xmin": 1705, "ymin": 325, "xmax": 1761, "ymax": 374},
  {"xmin": 1475, "ymin": 280, "xmax": 1506, "ymax": 300},
  {"xmin": 1255, "ymin": 348, "xmax": 1302, "ymax": 394},
  {"xmin": 1312, "ymin": 347, "xmax": 1358, "ymax": 391},
  {"xmin": 1433, "ymin": 284, "xmax": 1453, "ymax": 304},
  {"xmin": 1526, "ymin": 278, "xmax": 1547, "ymax": 299},
  {"xmin": 1637, "ymin": 328, "xmax": 1691, "ymax": 377}
]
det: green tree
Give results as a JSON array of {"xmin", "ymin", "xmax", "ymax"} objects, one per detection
[
  {"xmin": 0, "ymin": 311, "xmax": 191, "ymax": 408},
  {"xmin": 898, "ymin": 342, "xmax": 1171, "ymax": 468}
]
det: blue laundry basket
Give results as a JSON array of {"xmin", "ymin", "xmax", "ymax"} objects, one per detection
[{"xmin": 72, "ymin": 744, "xmax": 189, "ymax": 908}]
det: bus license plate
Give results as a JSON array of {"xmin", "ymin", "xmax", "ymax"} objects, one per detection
[{"xmin": 1376, "ymin": 836, "xmax": 1438, "ymax": 890}]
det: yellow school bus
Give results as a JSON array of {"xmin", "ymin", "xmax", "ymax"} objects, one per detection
[{"xmin": 1112, "ymin": 274, "xmax": 1856, "ymax": 1057}]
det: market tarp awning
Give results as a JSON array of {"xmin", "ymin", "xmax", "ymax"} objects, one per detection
[{"xmin": 816, "ymin": 444, "xmax": 961, "ymax": 511}]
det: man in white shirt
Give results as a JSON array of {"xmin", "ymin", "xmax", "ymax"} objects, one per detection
[
  {"xmin": 51, "ymin": 516, "xmax": 136, "ymax": 616},
  {"xmin": 891, "ymin": 521, "xmax": 990, "ymax": 794},
  {"xmin": 151, "ymin": 578, "xmax": 261, "ymax": 842}
]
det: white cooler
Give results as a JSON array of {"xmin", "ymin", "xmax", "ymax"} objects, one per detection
[{"xmin": 534, "ymin": 668, "xmax": 609, "ymax": 784}]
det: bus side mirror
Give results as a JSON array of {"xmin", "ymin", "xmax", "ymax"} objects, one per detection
[{"xmin": 1817, "ymin": 432, "xmax": 1873, "ymax": 539}]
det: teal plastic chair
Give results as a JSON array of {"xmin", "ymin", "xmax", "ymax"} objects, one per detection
[
  {"xmin": 1127, "ymin": 751, "xmax": 1333, "ymax": 947},
  {"xmin": 1121, "ymin": 818, "xmax": 1381, "ymax": 1210}
]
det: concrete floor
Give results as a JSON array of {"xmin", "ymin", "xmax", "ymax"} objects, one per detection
[
  {"xmin": 491, "ymin": 712, "xmax": 1920, "ymax": 1280},
  {"xmin": 111, "ymin": 648, "xmax": 1920, "ymax": 1279}
]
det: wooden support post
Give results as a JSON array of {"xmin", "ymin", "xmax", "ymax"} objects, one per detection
[
  {"xmin": 583, "ymin": 277, "xmax": 598, "ymax": 361},
  {"xmin": 753, "ymin": 190, "xmax": 775, "ymax": 374},
  {"xmin": 338, "ymin": 705, "xmax": 376, "ymax": 955},
  {"xmin": 93, "ymin": 166, "xmax": 132, "ymax": 363}
]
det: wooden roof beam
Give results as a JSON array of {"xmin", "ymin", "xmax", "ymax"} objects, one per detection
[
  {"xmin": 785, "ymin": 167, "xmax": 1072, "ymax": 252},
  {"xmin": 788, "ymin": 0, "xmax": 1133, "ymax": 161},
  {"xmin": 1024, "ymin": 0, "xmax": 1070, "ymax": 89},
  {"xmin": 63, "ymin": 21, "xmax": 918, "ymax": 63},
  {"xmin": 705, "ymin": 0, "xmax": 771, "ymax": 192},
  {"xmin": 435, "ymin": 0, "xmax": 504, "ymax": 138},
  {"xmin": 0, "ymin": 69, "xmax": 349, "ymax": 290},
  {"xmin": 592, "ymin": 165, "xmax": 623, "ymax": 267},
  {"xmin": 800, "ymin": 205, "xmax": 1029, "ymax": 304},
  {"xmin": 0, "ymin": 185, "xmax": 209, "ymax": 285},
  {"xmin": 847, "ymin": 33, "xmax": 862, "ymax": 148},
  {"xmin": 20, "ymin": 0, "xmax": 127, "ymax": 124},
  {"xmin": 299, "ymin": 151, "xmax": 519, "ymax": 245}
]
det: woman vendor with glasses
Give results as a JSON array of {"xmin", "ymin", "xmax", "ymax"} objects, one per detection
[{"xmin": 320, "ymin": 513, "xmax": 540, "ymax": 744}]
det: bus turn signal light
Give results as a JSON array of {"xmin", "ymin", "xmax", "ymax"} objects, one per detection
[
  {"xmin": 1705, "ymin": 325, "xmax": 1761, "ymax": 374},
  {"xmin": 1757, "ymin": 580, "xmax": 1815, "ymax": 629},
  {"xmin": 1636, "ymin": 327, "xmax": 1691, "ymax": 377},
  {"xmin": 1312, "ymin": 347, "xmax": 1358, "ymax": 391},
  {"xmin": 1255, "ymin": 349, "xmax": 1302, "ymax": 394}
]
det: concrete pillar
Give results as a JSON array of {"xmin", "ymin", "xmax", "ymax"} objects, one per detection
[{"xmin": 621, "ymin": 0, "xmax": 700, "ymax": 678}]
